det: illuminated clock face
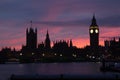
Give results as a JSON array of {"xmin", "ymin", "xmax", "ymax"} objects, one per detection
[
  {"xmin": 90, "ymin": 29, "xmax": 93, "ymax": 33},
  {"xmin": 95, "ymin": 29, "xmax": 98, "ymax": 33}
]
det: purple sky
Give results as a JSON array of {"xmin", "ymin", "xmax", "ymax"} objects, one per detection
[{"xmin": 0, "ymin": 0, "xmax": 120, "ymax": 50}]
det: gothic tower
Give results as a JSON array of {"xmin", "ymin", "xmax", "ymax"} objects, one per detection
[
  {"xmin": 45, "ymin": 30, "xmax": 51, "ymax": 50},
  {"xmin": 26, "ymin": 21, "xmax": 37, "ymax": 49},
  {"xmin": 89, "ymin": 15, "xmax": 99, "ymax": 48},
  {"xmin": 70, "ymin": 39, "xmax": 73, "ymax": 48}
]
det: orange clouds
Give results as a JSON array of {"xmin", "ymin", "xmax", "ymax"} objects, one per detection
[
  {"xmin": 99, "ymin": 27, "xmax": 120, "ymax": 46},
  {"xmin": 0, "ymin": 37, "xmax": 25, "ymax": 50},
  {"xmin": 100, "ymin": 27, "xmax": 120, "ymax": 37},
  {"xmin": 73, "ymin": 38, "xmax": 89, "ymax": 48}
]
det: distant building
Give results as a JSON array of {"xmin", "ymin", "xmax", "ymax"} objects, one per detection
[
  {"xmin": 104, "ymin": 37, "xmax": 120, "ymax": 48},
  {"xmin": 45, "ymin": 30, "xmax": 51, "ymax": 51},
  {"xmin": 104, "ymin": 38, "xmax": 120, "ymax": 56},
  {"xmin": 52, "ymin": 40, "xmax": 74, "ymax": 57},
  {"xmin": 26, "ymin": 27, "xmax": 37, "ymax": 49},
  {"xmin": 38, "ymin": 42, "xmax": 44, "ymax": 49},
  {"xmin": 89, "ymin": 15, "xmax": 99, "ymax": 48},
  {"xmin": 70, "ymin": 39, "xmax": 73, "ymax": 48},
  {"xmin": 104, "ymin": 40, "xmax": 110, "ymax": 49}
]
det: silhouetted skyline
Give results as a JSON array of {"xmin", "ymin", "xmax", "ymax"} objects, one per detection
[
  {"xmin": 0, "ymin": 0, "xmax": 120, "ymax": 50},
  {"xmin": 0, "ymin": 15, "xmax": 120, "ymax": 63}
]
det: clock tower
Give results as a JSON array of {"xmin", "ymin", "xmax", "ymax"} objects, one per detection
[{"xmin": 89, "ymin": 15, "xmax": 99, "ymax": 48}]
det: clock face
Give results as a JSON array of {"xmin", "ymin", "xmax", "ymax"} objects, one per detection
[
  {"xmin": 90, "ymin": 29, "xmax": 93, "ymax": 33},
  {"xmin": 95, "ymin": 29, "xmax": 98, "ymax": 33}
]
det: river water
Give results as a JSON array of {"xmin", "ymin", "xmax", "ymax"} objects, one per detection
[{"xmin": 0, "ymin": 62, "xmax": 119, "ymax": 80}]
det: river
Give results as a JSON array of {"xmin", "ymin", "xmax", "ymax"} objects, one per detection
[{"xmin": 0, "ymin": 62, "xmax": 119, "ymax": 80}]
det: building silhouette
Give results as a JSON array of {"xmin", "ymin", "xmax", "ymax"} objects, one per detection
[
  {"xmin": 26, "ymin": 27, "xmax": 37, "ymax": 49},
  {"xmin": 70, "ymin": 39, "xmax": 73, "ymax": 48},
  {"xmin": 89, "ymin": 15, "xmax": 99, "ymax": 48},
  {"xmin": 1, "ymin": 16, "xmax": 120, "ymax": 63},
  {"xmin": 45, "ymin": 30, "xmax": 51, "ymax": 50},
  {"xmin": 52, "ymin": 40, "xmax": 73, "ymax": 57},
  {"xmin": 88, "ymin": 14, "xmax": 100, "ymax": 58},
  {"xmin": 19, "ymin": 21, "xmax": 38, "ymax": 62},
  {"xmin": 104, "ymin": 37, "xmax": 120, "ymax": 56}
]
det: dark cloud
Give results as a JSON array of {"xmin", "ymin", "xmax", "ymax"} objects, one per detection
[
  {"xmin": 99, "ymin": 15, "xmax": 120, "ymax": 27},
  {"xmin": 33, "ymin": 19, "xmax": 90, "ymax": 27},
  {"xmin": 0, "ymin": 0, "xmax": 120, "ymax": 27},
  {"xmin": 0, "ymin": 0, "xmax": 120, "ymax": 49}
]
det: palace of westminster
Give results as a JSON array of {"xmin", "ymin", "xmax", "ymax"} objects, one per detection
[{"xmin": 0, "ymin": 15, "xmax": 120, "ymax": 62}]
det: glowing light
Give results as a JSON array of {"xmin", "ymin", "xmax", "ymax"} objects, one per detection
[
  {"xmin": 42, "ymin": 53, "xmax": 45, "ymax": 56},
  {"xmin": 95, "ymin": 29, "xmax": 98, "ymax": 33},
  {"xmin": 72, "ymin": 54, "xmax": 74, "ymax": 57},
  {"xmin": 60, "ymin": 54, "xmax": 62, "ymax": 57},
  {"xmin": 54, "ymin": 53, "xmax": 57, "ymax": 56},
  {"xmin": 86, "ymin": 55, "xmax": 89, "ymax": 57},
  {"xmin": 92, "ymin": 56, "xmax": 95, "ymax": 59},
  {"xmin": 74, "ymin": 54, "xmax": 77, "ymax": 58},
  {"xmin": 90, "ymin": 29, "xmax": 93, "ymax": 33},
  {"xmin": 32, "ymin": 53, "xmax": 34, "ymax": 55},
  {"xmin": 72, "ymin": 54, "xmax": 77, "ymax": 58},
  {"xmin": 89, "ymin": 56, "xmax": 91, "ymax": 58},
  {"xmin": 20, "ymin": 53, "xmax": 22, "ymax": 56}
]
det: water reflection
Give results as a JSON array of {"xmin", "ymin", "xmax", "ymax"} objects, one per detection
[{"xmin": 0, "ymin": 62, "xmax": 119, "ymax": 80}]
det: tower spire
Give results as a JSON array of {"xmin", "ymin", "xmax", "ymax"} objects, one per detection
[
  {"xmin": 89, "ymin": 14, "xmax": 99, "ymax": 51},
  {"xmin": 30, "ymin": 20, "xmax": 33, "ymax": 27},
  {"xmin": 70, "ymin": 39, "xmax": 73, "ymax": 47},
  {"xmin": 45, "ymin": 29, "xmax": 51, "ymax": 49},
  {"xmin": 91, "ymin": 14, "xmax": 98, "ymax": 26},
  {"xmin": 47, "ymin": 29, "xmax": 48, "ymax": 36}
]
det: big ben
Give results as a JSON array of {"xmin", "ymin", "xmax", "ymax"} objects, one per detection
[{"xmin": 89, "ymin": 15, "xmax": 99, "ymax": 48}]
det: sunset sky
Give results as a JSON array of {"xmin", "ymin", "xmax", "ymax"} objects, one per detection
[{"xmin": 0, "ymin": 0, "xmax": 120, "ymax": 50}]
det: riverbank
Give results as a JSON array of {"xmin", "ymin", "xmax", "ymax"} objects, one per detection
[
  {"xmin": 0, "ymin": 58, "xmax": 120, "ymax": 64},
  {"xmin": 9, "ymin": 74, "xmax": 120, "ymax": 80}
]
